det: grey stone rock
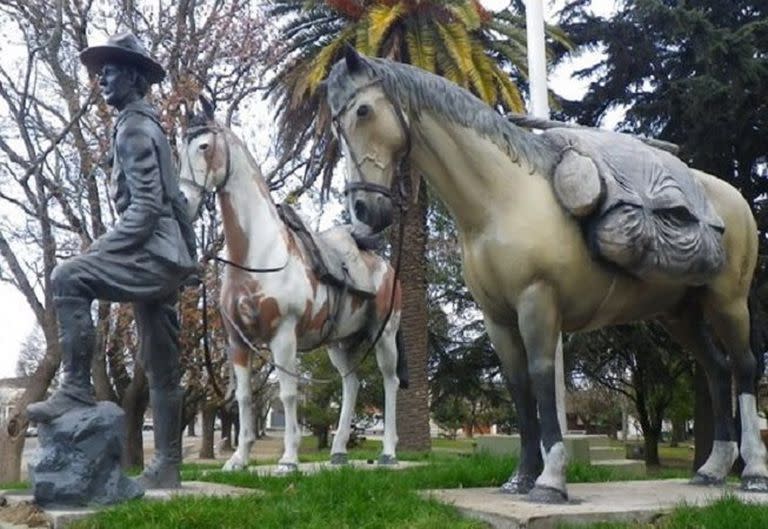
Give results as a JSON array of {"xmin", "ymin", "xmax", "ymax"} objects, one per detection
[{"xmin": 29, "ymin": 401, "xmax": 144, "ymax": 507}]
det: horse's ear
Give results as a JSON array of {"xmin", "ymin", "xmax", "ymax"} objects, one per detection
[
  {"xmin": 344, "ymin": 44, "xmax": 364, "ymax": 73},
  {"xmin": 183, "ymin": 100, "xmax": 194, "ymax": 123},
  {"xmin": 199, "ymin": 95, "xmax": 215, "ymax": 120}
]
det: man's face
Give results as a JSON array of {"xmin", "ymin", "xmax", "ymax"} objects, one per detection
[{"xmin": 99, "ymin": 63, "xmax": 137, "ymax": 108}]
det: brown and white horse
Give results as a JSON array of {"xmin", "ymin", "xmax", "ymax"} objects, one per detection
[{"xmin": 178, "ymin": 102, "xmax": 406, "ymax": 473}]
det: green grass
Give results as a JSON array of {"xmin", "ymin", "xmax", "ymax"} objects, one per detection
[
  {"xmin": 182, "ymin": 452, "xmax": 515, "ymax": 491},
  {"xmin": 16, "ymin": 439, "xmax": 766, "ymax": 529},
  {"xmin": 558, "ymin": 496, "xmax": 768, "ymax": 529},
  {"xmin": 70, "ymin": 455, "xmax": 768, "ymax": 529},
  {"xmin": 72, "ymin": 460, "xmax": 502, "ymax": 529},
  {"xmin": 0, "ymin": 481, "xmax": 27, "ymax": 490}
]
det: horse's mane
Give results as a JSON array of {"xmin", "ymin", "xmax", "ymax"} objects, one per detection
[{"xmin": 327, "ymin": 56, "xmax": 558, "ymax": 176}]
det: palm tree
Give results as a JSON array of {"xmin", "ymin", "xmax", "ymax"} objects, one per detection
[{"xmin": 265, "ymin": 0, "xmax": 568, "ymax": 451}]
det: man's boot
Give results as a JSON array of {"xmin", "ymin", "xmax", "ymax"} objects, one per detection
[
  {"xmin": 28, "ymin": 297, "xmax": 96, "ymax": 423},
  {"xmin": 137, "ymin": 387, "xmax": 184, "ymax": 489}
]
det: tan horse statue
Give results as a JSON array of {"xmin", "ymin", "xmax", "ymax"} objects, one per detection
[
  {"xmin": 326, "ymin": 47, "xmax": 767, "ymax": 502},
  {"xmin": 178, "ymin": 99, "xmax": 407, "ymax": 473}
]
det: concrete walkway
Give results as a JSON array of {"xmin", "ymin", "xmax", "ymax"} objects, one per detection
[
  {"xmin": 426, "ymin": 479, "xmax": 768, "ymax": 529},
  {"xmin": 1, "ymin": 482, "xmax": 258, "ymax": 529}
]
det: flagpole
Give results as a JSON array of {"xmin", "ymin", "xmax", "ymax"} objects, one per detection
[{"xmin": 525, "ymin": 0, "xmax": 567, "ymax": 436}]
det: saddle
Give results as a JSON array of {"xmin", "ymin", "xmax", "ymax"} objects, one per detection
[
  {"xmin": 543, "ymin": 128, "xmax": 726, "ymax": 284},
  {"xmin": 277, "ymin": 204, "xmax": 378, "ymax": 298}
]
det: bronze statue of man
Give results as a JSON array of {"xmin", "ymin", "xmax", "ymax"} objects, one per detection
[{"xmin": 27, "ymin": 32, "xmax": 197, "ymax": 489}]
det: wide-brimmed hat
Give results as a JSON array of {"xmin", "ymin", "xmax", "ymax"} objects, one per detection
[{"xmin": 80, "ymin": 32, "xmax": 165, "ymax": 84}]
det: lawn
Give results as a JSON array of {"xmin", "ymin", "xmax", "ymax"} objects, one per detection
[
  {"xmin": 559, "ymin": 497, "xmax": 768, "ymax": 529},
  {"xmin": 5, "ymin": 438, "xmax": 766, "ymax": 529},
  {"xmin": 68, "ymin": 446, "xmax": 768, "ymax": 529}
]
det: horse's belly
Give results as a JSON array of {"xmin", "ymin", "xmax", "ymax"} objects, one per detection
[
  {"xmin": 561, "ymin": 279, "xmax": 686, "ymax": 331},
  {"xmin": 461, "ymin": 234, "xmax": 686, "ymax": 329}
]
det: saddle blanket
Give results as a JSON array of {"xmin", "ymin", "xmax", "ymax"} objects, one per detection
[
  {"xmin": 278, "ymin": 204, "xmax": 378, "ymax": 297},
  {"xmin": 544, "ymin": 127, "xmax": 726, "ymax": 284}
]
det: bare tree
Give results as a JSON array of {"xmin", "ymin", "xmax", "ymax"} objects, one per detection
[
  {"xmin": 0, "ymin": 0, "xmax": 270, "ymax": 480},
  {"xmin": 15, "ymin": 325, "xmax": 47, "ymax": 379}
]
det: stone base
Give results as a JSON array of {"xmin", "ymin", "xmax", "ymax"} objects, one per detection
[
  {"xmin": 1, "ymin": 481, "xmax": 257, "ymax": 529},
  {"xmin": 475, "ymin": 435, "xmax": 591, "ymax": 463},
  {"xmin": 425, "ymin": 479, "xmax": 768, "ymax": 529},
  {"xmin": 29, "ymin": 402, "xmax": 143, "ymax": 507}
]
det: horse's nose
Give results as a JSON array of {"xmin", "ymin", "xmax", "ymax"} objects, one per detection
[{"xmin": 354, "ymin": 199, "xmax": 370, "ymax": 225}]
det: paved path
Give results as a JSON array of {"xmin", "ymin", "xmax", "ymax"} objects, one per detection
[
  {"xmin": 2, "ymin": 482, "xmax": 258, "ymax": 529},
  {"xmin": 426, "ymin": 479, "xmax": 768, "ymax": 529}
]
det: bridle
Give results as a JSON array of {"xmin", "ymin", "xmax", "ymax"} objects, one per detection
[
  {"xmin": 180, "ymin": 124, "xmax": 289, "ymax": 275},
  {"xmin": 180, "ymin": 124, "xmax": 232, "ymax": 219},
  {"xmin": 330, "ymin": 77, "xmax": 413, "ymax": 205}
]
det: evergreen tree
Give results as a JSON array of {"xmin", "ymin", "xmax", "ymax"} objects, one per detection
[{"xmin": 559, "ymin": 0, "xmax": 768, "ymax": 468}]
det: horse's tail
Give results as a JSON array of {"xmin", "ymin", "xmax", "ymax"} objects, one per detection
[
  {"xmin": 396, "ymin": 328, "xmax": 409, "ymax": 390},
  {"xmin": 748, "ymin": 291, "xmax": 766, "ymax": 383}
]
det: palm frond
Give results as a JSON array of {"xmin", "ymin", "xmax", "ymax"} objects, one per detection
[
  {"xmin": 367, "ymin": 2, "xmax": 405, "ymax": 53},
  {"xmin": 295, "ymin": 28, "xmax": 356, "ymax": 102},
  {"xmin": 468, "ymin": 41, "xmax": 497, "ymax": 104},
  {"xmin": 436, "ymin": 21, "xmax": 473, "ymax": 79},
  {"xmin": 491, "ymin": 63, "xmax": 525, "ymax": 112},
  {"xmin": 405, "ymin": 18, "xmax": 437, "ymax": 73}
]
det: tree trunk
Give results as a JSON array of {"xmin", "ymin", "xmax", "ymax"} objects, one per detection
[
  {"xmin": 0, "ymin": 323, "xmax": 60, "ymax": 483},
  {"xmin": 693, "ymin": 365, "xmax": 714, "ymax": 471},
  {"xmin": 671, "ymin": 418, "xmax": 686, "ymax": 448},
  {"xmin": 187, "ymin": 415, "xmax": 197, "ymax": 437},
  {"xmin": 92, "ymin": 301, "xmax": 117, "ymax": 402},
  {"xmin": 393, "ymin": 181, "xmax": 432, "ymax": 452},
  {"xmin": 315, "ymin": 426, "xmax": 329, "ymax": 450},
  {"xmin": 0, "ymin": 430, "xmax": 25, "ymax": 485},
  {"xmin": 643, "ymin": 428, "xmax": 661, "ymax": 466},
  {"xmin": 220, "ymin": 410, "xmax": 234, "ymax": 452},
  {"xmin": 200, "ymin": 403, "xmax": 216, "ymax": 459},
  {"xmin": 121, "ymin": 365, "xmax": 148, "ymax": 469}
]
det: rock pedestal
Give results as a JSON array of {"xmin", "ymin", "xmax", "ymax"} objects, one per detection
[{"xmin": 28, "ymin": 402, "xmax": 143, "ymax": 507}]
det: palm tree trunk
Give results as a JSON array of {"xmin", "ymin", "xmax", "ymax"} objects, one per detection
[{"xmin": 393, "ymin": 181, "xmax": 431, "ymax": 452}]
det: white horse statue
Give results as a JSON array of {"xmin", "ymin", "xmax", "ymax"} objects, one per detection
[
  {"xmin": 326, "ymin": 47, "xmax": 767, "ymax": 502},
  {"xmin": 178, "ymin": 99, "xmax": 407, "ymax": 472}
]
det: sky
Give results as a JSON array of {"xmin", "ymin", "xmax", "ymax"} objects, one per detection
[{"xmin": 0, "ymin": 0, "xmax": 618, "ymax": 379}]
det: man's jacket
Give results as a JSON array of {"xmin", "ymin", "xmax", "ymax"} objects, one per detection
[{"xmin": 96, "ymin": 100, "xmax": 196, "ymax": 272}]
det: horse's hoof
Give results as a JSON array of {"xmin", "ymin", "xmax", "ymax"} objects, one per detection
[
  {"xmin": 741, "ymin": 475, "xmax": 768, "ymax": 493},
  {"xmin": 689, "ymin": 472, "xmax": 725, "ymax": 487},
  {"xmin": 378, "ymin": 454, "xmax": 398, "ymax": 466},
  {"xmin": 330, "ymin": 453, "xmax": 349, "ymax": 465},
  {"xmin": 222, "ymin": 460, "xmax": 244, "ymax": 472},
  {"xmin": 526, "ymin": 485, "xmax": 568, "ymax": 504},
  {"xmin": 499, "ymin": 474, "xmax": 536, "ymax": 495},
  {"xmin": 276, "ymin": 463, "xmax": 299, "ymax": 475}
]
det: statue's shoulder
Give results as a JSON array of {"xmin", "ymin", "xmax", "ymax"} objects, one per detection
[{"xmin": 115, "ymin": 103, "xmax": 165, "ymax": 140}]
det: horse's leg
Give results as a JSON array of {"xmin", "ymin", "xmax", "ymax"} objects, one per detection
[
  {"xmin": 516, "ymin": 282, "xmax": 567, "ymax": 503},
  {"xmin": 485, "ymin": 318, "xmax": 542, "ymax": 494},
  {"xmin": 375, "ymin": 328, "xmax": 399, "ymax": 464},
  {"xmin": 662, "ymin": 313, "xmax": 737, "ymax": 485},
  {"xmin": 223, "ymin": 345, "xmax": 254, "ymax": 471},
  {"xmin": 328, "ymin": 345, "xmax": 360, "ymax": 465},
  {"xmin": 272, "ymin": 327, "xmax": 301, "ymax": 473},
  {"xmin": 708, "ymin": 299, "xmax": 768, "ymax": 491}
]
